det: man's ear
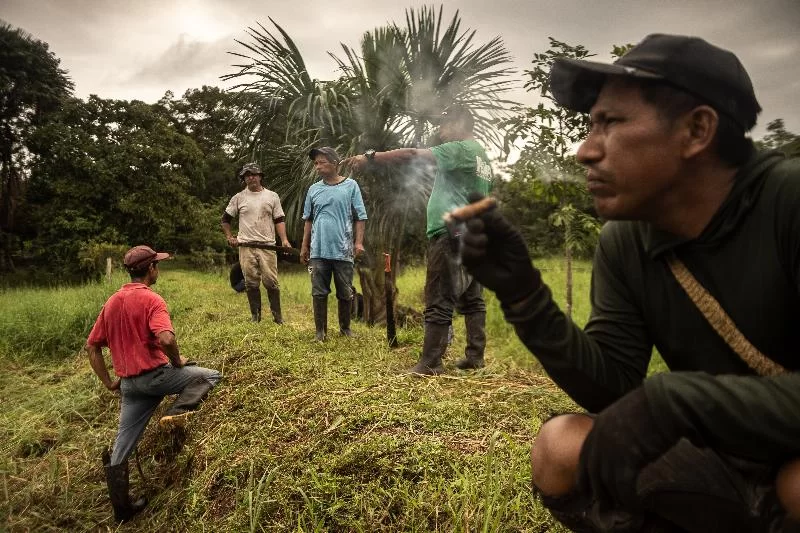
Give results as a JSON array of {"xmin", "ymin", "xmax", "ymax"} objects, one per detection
[{"xmin": 681, "ymin": 105, "xmax": 718, "ymax": 159}]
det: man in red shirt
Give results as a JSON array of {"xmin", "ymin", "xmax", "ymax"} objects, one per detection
[{"xmin": 86, "ymin": 245, "xmax": 221, "ymax": 522}]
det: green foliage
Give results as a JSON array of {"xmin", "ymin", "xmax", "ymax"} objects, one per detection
[
  {"xmin": 154, "ymin": 86, "xmax": 246, "ymax": 202},
  {"xmin": 0, "ymin": 22, "xmax": 74, "ymax": 270},
  {"xmin": 0, "ymin": 271, "xmax": 123, "ymax": 361},
  {"xmin": 499, "ymin": 38, "xmax": 602, "ymax": 258},
  {"xmin": 77, "ymin": 241, "xmax": 130, "ymax": 280},
  {"xmin": 610, "ymin": 43, "xmax": 636, "ymax": 59},
  {"xmin": 549, "ymin": 204, "xmax": 601, "ymax": 257},
  {"xmin": 504, "ymin": 38, "xmax": 593, "ymax": 169},
  {"xmin": 22, "ymin": 96, "xmax": 227, "ymax": 279},
  {"xmin": 755, "ymin": 118, "xmax": 800, "ymax": 158},
  {"xmin": 495, "ymin": 167, "xmax": 595, "ymax": 257},
  {"xmin": 184, "ymin": 247, "xmax": 229, "ymax": 272}
]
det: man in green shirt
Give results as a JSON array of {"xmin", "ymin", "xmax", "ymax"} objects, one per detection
[
  {"xmin": 343, "ymin": 105, "xmax": 493, "ymax": 375},
  {"xmin": 461, "ymin": 34, "xmax": 800, "ymax": 531}
]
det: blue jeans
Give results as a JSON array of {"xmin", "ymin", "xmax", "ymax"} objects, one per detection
[
  {"xmin": 309, "ymin": 259, "xmax": 353, "ymax": 301},
  {"xmin": 110, "ymin": 364, "xmax": 221, "ymax": 465}
]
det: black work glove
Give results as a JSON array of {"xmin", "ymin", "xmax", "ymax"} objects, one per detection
[
  {"xmin": 460, "ymin": 194, "xmax": 542, "ymax": 305},
  {"xmin": 577, "ymin": 386, "xmax": 679, "ymax": 511}
]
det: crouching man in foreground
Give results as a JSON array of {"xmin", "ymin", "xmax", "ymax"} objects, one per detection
[
  {"xmin": 461, "ymin": 34, "xmax": 800, "ymax": 531},
  {"xmin": 86, "ymin": 245, "xmax": 222, "ymax": 522}
]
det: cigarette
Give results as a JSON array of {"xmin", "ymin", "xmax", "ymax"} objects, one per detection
[{"xmin": 443, "ymin": 196, "xmax": 497, "ymax": 223}]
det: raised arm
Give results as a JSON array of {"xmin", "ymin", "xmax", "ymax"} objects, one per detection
[
  {"xmin": 341, "ymin": 148, "xmax": 436, "ymax": 173},
  {"xmin": 461, "ymin": 203, "xmax": 651, "ymax": 412}
]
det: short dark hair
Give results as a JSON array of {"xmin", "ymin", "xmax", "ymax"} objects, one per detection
[
  {"xmin": 309, "ymin": 147, "xmax": 340, "ymax": 164},
  {"xmin": 127, "ymin": 261, "xmax": 156, "ymax": 279},
  {"xmin": 440, "ymin": 104, "xmax": 474, "ymax": 133},
  {"xmin": 637, "ymin": 79, "xmax": 753, "ymax": 166}
]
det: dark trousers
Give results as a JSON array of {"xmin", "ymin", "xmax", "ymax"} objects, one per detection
[
  {"xmin": 309, "ymin": 259, "xmax": 353, "ymax": 301},
  {"xmin": 543, "ymin": 438, "xmax": 794, "ymax": 532},
  {"xmin": 424, "ymin": 235, "xmax": 485, "ymax": 325}
]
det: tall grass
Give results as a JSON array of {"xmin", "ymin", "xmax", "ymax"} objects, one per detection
[
  {"xmin": 0, "ymin": 274, "xmax": 127, "ymax": 361},
  {"xmin": 1, "ymin": 258, "xmax": 614, "ymax": 532}
]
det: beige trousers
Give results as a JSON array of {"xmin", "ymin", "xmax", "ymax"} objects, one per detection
[{"xmin": 238, "ymin": 247, "xmax": 279, "ymax": 290}]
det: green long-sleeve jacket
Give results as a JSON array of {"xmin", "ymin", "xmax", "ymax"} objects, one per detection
[{"xmin": 505, "ymin": 150, "xmax": 800, "ymax": 462}]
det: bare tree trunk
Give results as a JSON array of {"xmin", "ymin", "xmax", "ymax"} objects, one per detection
[
  {"xmin": 357, "ymin": 249, "xmax": 387, "ymax": 326},
  {"xmin": 565, "ymin": 225, "xmax": 573, "ymax": 319},
  {"xmin": 0, "ymin": 153, "xmax": 21, "ymax": 272},
  {"xmin": 358, "ymin": 247, "xmax": 405, "ymax": 327},
  {"xmin": 384, "ymin": 253, "xmax": 398, "ymax": 347}
]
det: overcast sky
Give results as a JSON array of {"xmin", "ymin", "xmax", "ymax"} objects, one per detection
[{"xmin": 3, "ymin": 0, "xmax": 799, "ymax": 140}]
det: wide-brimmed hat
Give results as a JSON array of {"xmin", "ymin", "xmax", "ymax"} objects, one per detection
[{"xmin": 549, "ymin": 33, "xmax": 761, "ymax": 131}]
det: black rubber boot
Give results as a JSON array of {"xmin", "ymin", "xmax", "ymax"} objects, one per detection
[
  {"xmin": 313, "ymin": 297, "xmax": 328, "ymax": 342},
  {"xmin": 455, "ymin": 312, "xmax": 486, "ymax": 369},
  {"xmin": 267, "ymin": 288, "xmax": 283, "ymax": 324},
  {"xmin": 409, "ymin": 322, "xmax": 449, "ymax": 375},
  {"xmin": 338, "ymin": 298, "xmax": 353, "ymax": 336},
  {"xmin": 159, "ymin": 376, "xmax": 214, "ymax": 427},
  {"xmin": 102, "ymin": 449, "xmax": 147, "ymax": 523},
  {"xmin": 246, "ymin": 288, "xmax": 261, "ymax": 322}
]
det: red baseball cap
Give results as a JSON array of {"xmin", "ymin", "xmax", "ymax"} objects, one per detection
[{"xmin": 123, "ymin": 245, "xmax": 171, "ymax": 270}]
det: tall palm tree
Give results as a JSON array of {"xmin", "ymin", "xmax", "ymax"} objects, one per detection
[
  {"xmin": 222, "ymin": 18, "xmax": 355, "ymax": 227},
  {"xmin": 225, "ymin": 7, "xmax": 517, "ymax": 324}
]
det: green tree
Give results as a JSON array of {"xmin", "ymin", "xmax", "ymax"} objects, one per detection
[
  {"xmin": 25, "ymin": 96, "xmax": 219, "ymax": 279},
  {"xmin": 0, "ymin": 23, "xmax": 73, "ymax": 270},
  {"xmin": 502, "ymin": 38, "xmax": 601, "ymax": 317},
  {"xmin": 225, "ymin": 7, "xmax": 515, "ymax": 323},
  {"xmin": 549, "ymin": 204, "xmax": 600, "ymax": 316},
  {"xmin": 223, "ymin": 18, "xmax": 356, "ymax": 241},
  {"xmin": 756, "ymin": 118, "xmax": 800, "ymax": 158},
  {"xmin": 155, "ymin": 86, "xmax": 247, "ymax": 202}
]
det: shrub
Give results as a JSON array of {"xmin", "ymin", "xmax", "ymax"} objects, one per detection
[
  {"xmin": 77, "ymin": 241, "xmax": 129, "ymax": 280},
  {"xmin": 185, "ymin": 247, "xmax": 228, "ymax": 272}
]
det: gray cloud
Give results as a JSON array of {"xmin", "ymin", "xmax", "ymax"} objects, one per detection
[
  {"xmin": 2, "ymin": 0, "xmax": 799, "ymax": 138},
  {"xmin": 129, "ymin": 33, "xmax": 233, "ymax": 85}
]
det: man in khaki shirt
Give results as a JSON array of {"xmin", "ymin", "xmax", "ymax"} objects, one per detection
[{"xmin": 222, "ymin": 163, "xmax": 291, "ymax": 323}]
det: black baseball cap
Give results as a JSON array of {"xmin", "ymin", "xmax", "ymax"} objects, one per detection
[
  {"xmin": 309, "ymin": 147, "xmax": 340, "ymax": 163},
  {"xmin": 549, "ymin": 33, "xmax": 761, "ymax": 131}
]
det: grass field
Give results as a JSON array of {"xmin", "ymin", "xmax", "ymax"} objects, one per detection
[{"xmin": 0, "ymin": 258, "xmax": 658, "ymax": 532}]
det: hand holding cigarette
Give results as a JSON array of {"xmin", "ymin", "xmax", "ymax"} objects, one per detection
[
  {"xmin": 443, "ymin": 196, "xmax": 498, "ymax": 224},
  {"xmin": 442, "ymin": 196, "xmax": 498, "ymax": 265},
  {"xmin": 455, "ymin": 195, "xmax": 543, "ymax": 305}
]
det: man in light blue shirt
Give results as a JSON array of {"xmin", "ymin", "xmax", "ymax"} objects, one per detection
[{"xmin": 301, "ymin": 147, "xmax": 368, "ymax": 341}]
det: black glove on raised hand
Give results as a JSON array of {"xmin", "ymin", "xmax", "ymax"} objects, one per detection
[
  {"xmin": 460, "ymin": 195, "xmax": 542, "ymax": 305},
  {"xmin": 577, "ymin": 386, "xmax": 679, "ymax": 511}
]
